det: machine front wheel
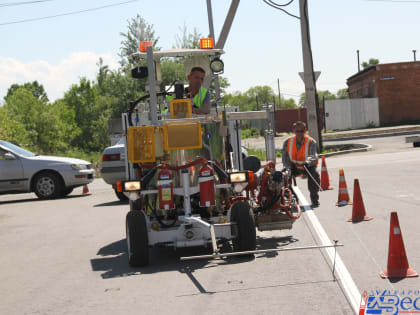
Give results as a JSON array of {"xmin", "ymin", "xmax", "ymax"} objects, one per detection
[
  {"xmin": 230, "ymin": 201, "xmax": 256, "ymax": 252},
  {"xmin": 126, "ymin": 211, "xmax": 149, "ymax": 267}
]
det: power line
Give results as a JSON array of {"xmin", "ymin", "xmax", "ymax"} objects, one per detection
[
  {"xmin": 267, "ymin": 0, "xmax": 295, "ymax": 6},
  {"xmin": 0, "ymin": 0, "xmax": 139, "ymax": 26},
  {"xmin": 0, "ymin": 0, "xmax": 59, "ymax": 8},
  {"xmin": 262, "ymin": 0, "xmax": 300, "ymax": 19}
]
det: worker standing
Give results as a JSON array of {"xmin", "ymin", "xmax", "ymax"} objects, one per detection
[
  {"xmin": 186, "ymin": 66, "xmax": 211, "ymax": 114},
  {"xmin": 282, "ymin": 121, "xmax": 320, "ymax": 207}
]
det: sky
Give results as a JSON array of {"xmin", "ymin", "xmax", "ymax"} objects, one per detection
[{"xmin": 0, "ymin": 0, "xmax": 419, "ymax": 105}]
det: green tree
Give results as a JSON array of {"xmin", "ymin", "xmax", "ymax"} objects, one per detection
[
  {"xmin": 336, "ymin": 88, "xmax": 349, "ymax": 99},
  {"xmin": 278, "ymin": 97, "xmax": 298, "ymax": 109},
  {"xmin": 0, "ymin": 106, "xmax": 30, "ymax": 146},
  {"xmin": 5, "ymin": 81, "xmax": 49, "ymax": 104},
  {"xmin": 119, "ymin": 14, "xmax": 160, "ymax": 66},
  {"xmin": 362, "ymin": 58, "xmax": 379, "ymax": 69},
  {"xmin": 299, "ymin": 90, "xmax": 336, "ymax": 107},
  {"xmin": 174, "ymin": 23, "xmax": 202, "ymax": 49}
]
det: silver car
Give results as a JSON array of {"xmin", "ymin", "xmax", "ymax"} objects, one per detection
[
  {"xmin": 100, "ymin": 137, "xmax": 127, "ymax": 201},
  {"xmin": 0, "ymin": 140, "xmax": 95, "ymax": 199}
]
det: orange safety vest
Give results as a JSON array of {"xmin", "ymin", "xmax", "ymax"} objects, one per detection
[{"xmin": 286, "ymin": 135, "xmax": 318, "ymax": 171}]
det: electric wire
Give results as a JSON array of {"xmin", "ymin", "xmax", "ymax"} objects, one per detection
[
  {"xmin": 0, "ymin": 0, "xmax": 139, "ymax": 26},
  {"xmin": 0, "ymin": 0, "xmax": 59, "ymax": 7},
  {"xmin": 262, "ymin": 0, "xmax": 300, "ymax": 19},
  {"xmin": 267, "ymin": 0, "xmax": 294, "ymax": 6}
]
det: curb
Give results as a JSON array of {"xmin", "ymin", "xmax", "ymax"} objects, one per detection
[
  {"xmin": 323, "ymin": 130, "xmax": 420, "ymax": 142},
  {"xmin": 320, "ymin": 143, "xmax": 372, "ymax": 157}
]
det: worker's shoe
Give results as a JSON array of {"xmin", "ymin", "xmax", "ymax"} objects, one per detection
[{"xmin": 311, "ymin": 199, "xmax": 320, "ymax": 208}]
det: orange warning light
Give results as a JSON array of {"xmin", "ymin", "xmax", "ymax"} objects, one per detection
[{"xmin": 200, "ymin": 38, "xmax": 214, "ymax": 49}]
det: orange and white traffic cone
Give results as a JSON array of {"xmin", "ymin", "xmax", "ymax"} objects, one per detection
[
  {"xmin": 380, "ymin": 212, "xmax": 418, "ymax": 278},
  {"xmin": 82, "ymin": 184, "xmax": 89, "ymax": 194},
  {"xmin": 336, "ymin": 169, "xmax": 352, "ymax": 206},
  {"xmin": 348, "ymin": 179, "xmax": 372, "ymax": 222},
  {"xmin": 320, "ymin": 156, "xmax": 333, "ymax": 190}
]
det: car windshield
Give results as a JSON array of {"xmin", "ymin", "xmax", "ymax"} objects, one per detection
[
  {"xmin": 0, "ymin": 140, "xmax": 36, "ymax": 157},
  {"xmin": 117, "ymin": 137, "xmax": 125, "ymax": 145}
]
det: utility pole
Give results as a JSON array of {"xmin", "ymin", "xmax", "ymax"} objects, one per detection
[
  {"xmin": 413, "ymin": 50, "xmax": 417, "ymax": 62},
  {"xmin": 357, "ymin": 50, "xmax": 361, "ymax": 72},
  {"xmin": 299, "ymin": 0, "xmax": 320, "ymax": 151},
  {"xmin": 277, "ymin": 78, "xmax": 281, "ymax": 110}
]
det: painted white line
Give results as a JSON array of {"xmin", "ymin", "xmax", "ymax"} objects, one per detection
[{"xmin": 293, "ymin": 186, "xmax": 361, "ymax": 315}]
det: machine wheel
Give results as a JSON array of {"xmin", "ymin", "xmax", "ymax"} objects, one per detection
[
  {"xmin": 115, "ymin": 189, "xmax": 129, "ymax": 202},
  {"xmin": 33, "ymin": 172, "xmax": 63, "ymax": 199},
  {"xmin": 126, "ymin": 211, "xmax": 149, "ymax": 267},
  {"xmin": 61, "ymin": 187, "xmax": 74, "ymax": 197},
  {"xmin": 230, "ymin": 201, "xmax": 256, "ymax": 252}
]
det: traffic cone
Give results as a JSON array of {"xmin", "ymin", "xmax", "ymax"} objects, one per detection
[
  {"xmin": 320, "ymin": 156, "xmax": 333, "ymax": 190},
  {"xmin": 83, "ymin": 185, "xmax": 89, "ymax": 194},
  {"xmin": 336, "ymin": 169, "xmax": 352, "ymax": 206},
  {"xmin": 347, "ymin": 179, "xmax": 372, "ymax": 222},
  {"xmin": 380, "ymin": 212, "xmax": 418, "ymax": 278}
]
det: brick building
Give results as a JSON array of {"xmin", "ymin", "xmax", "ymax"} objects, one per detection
[{"xmin": 347, "ymin": 61, "xmax": 420, "ymax": 125}]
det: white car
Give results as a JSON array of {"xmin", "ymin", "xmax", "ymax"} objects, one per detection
[
  {"xmin": 0, "ymin": 140, "xmax": 95, "ymax": 199},
  {"xmin": 100, "ymin": 137, "xmax": 249, "ymax": 202}
]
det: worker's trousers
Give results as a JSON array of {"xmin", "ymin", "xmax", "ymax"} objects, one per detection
[{"xmin": 291, "ymin": 165, "xmax": 320, "ymax": 202}]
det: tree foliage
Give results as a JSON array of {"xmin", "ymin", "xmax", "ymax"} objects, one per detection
[
  {"xmin": 362, "ymin": 58, "xmax": 380, "ymax": 70},
  {"xmin": 5, "ymin": 80, "xmax": 49, "ymax": 104},
  {"xmin": 119, "ymin": 14, "xmax": 160, "ymax": 66},
  {"xmin": 174, "ymin": 23, "xmax": 202, "ymax": 49}
]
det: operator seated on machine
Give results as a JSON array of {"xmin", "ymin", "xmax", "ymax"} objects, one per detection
[
  {"xmin": 282, "ymin": 121, "xmax": 320, "ymax": 207},
  {"xmin": 185, "ymin": 66, "xmax": 211, "ymax": 115}
]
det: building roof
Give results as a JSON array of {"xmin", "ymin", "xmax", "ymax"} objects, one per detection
[{"xmin": 347, "ymin": 60, "xmax": 420, "ymax": 82}]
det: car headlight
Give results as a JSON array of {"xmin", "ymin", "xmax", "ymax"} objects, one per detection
[{"xmin": 71, "ymin": 164, "xmax": 83, "ymax": 170}]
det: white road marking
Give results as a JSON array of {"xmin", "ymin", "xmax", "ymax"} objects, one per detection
[{"xmin": 293, "ymin": 186, "xmax": 361, "ymax": 315}]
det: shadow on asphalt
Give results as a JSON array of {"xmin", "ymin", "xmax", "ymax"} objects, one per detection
[
  {"xmin": 90, "ymin": 235, "xmax": 300, "ymax": 280},
  {"xmin": 0, "ymin": 194, "xmax": 89, "ymax": 205},
  {"xmin": 94, "ymin": 200, "xmax": 128, "ymax": 207}
]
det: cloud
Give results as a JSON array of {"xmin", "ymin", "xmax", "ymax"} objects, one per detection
[{"xmin": 0, "ymin": 52, "xmax": 119, "ymax": 102}]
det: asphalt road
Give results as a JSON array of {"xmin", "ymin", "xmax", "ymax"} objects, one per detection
[{"xmin": 1, "ymin": 134, "xmax": 419, "ymax": 315}]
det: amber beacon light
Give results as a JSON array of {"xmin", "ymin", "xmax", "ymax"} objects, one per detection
[
  {"xmin": 200, "ymin": 38, "xmax": 214, "ymax": 49},
  {"xmin": 139, "ymin": 41, "xmax": 153, "ymax": 52}
]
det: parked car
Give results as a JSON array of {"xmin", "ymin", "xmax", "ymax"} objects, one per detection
[
  {"xmin": 100, "ymin": 137, "xmax": 248, "ymax": 202},
  {"xmin": 0, "ymin": 140, "xmax": 95, "ymax": 199},
  {"xmin": 100, "ymin": 137, "xmax": 127, "ymax": 201}
]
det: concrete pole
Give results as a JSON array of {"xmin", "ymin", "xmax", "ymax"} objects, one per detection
[
  {"xmin": 299, "ymin": 0, "xmax": 320, "ymax": 150},
  {"xmin": 206, "ymin": 0, "xmax": 221, "ymax": 99}
]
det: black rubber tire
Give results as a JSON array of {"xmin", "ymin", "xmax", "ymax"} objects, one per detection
[
  {"xmin": 33, "ymin": 172, "xmax": 63, "ymax": 199},
  {"xmin": 126, "ymin": 211, "xmax": 149, "ymax": 267},
  {"xmin": 61, "ymin": 187, "xmax": 74, "ymax": 197},
  {"xmin": 115, "ymin": 189, "xmax": 129, "ymax": 202},
  {"xmin": 230, "ymin": 201, "xmax": 256, "ymax": 252}
]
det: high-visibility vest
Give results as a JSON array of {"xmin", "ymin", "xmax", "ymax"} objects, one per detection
[
  {"xmin": 192, "ymin": 87, "xmax": 207, "ymax": 108},
  {"xmin": 286, "ymin": 135, "xmax": 318, "ymax": 171}
]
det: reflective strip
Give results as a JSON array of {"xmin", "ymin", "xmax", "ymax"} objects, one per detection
[
  {"xmin": 304, "ymin": 138, "xmax": 311, "ymax": 160},
  {"xmin": 198, "ymin": 175, "xmax": 214, "ymax": 183},
  {"xmin": 158, "ymin": 179, "xmax": 172, "ymax": 185},
  {"xmin": 339, "ymin": 188, "xmax": 348, "ymax": 194}
]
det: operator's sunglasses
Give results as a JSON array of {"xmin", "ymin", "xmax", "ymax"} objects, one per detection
[{"xmin": 295, "ymin": 130, "xmax": 305, "ymax": 133}]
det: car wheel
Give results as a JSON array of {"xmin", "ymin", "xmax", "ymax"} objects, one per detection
[
  {"xmin": 230, "ymin": 201, "xmax": 256, "ymax": 253},
  {"xmin": 61, "ymin": 187, "xmax": 74, "ymax": 197},
  {"xmin": 115, "ymin": 189, "xmax": 129, "ymax": 202},
  {"xmin": 126, "ymin": 211, "xmax": 149, "ymax": 267},
  {"xmin": 33, "ymin": 172, "xmax": 63, "ymax": 199}
]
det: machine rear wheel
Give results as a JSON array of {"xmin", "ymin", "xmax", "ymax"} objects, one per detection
[
  {"xmin": 126, "ymin": 211, "xmax": 149, "ymax": 267},
  {"xmin": 230, "ymin": 201, "xmax": 256, "ymax": 252}
]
